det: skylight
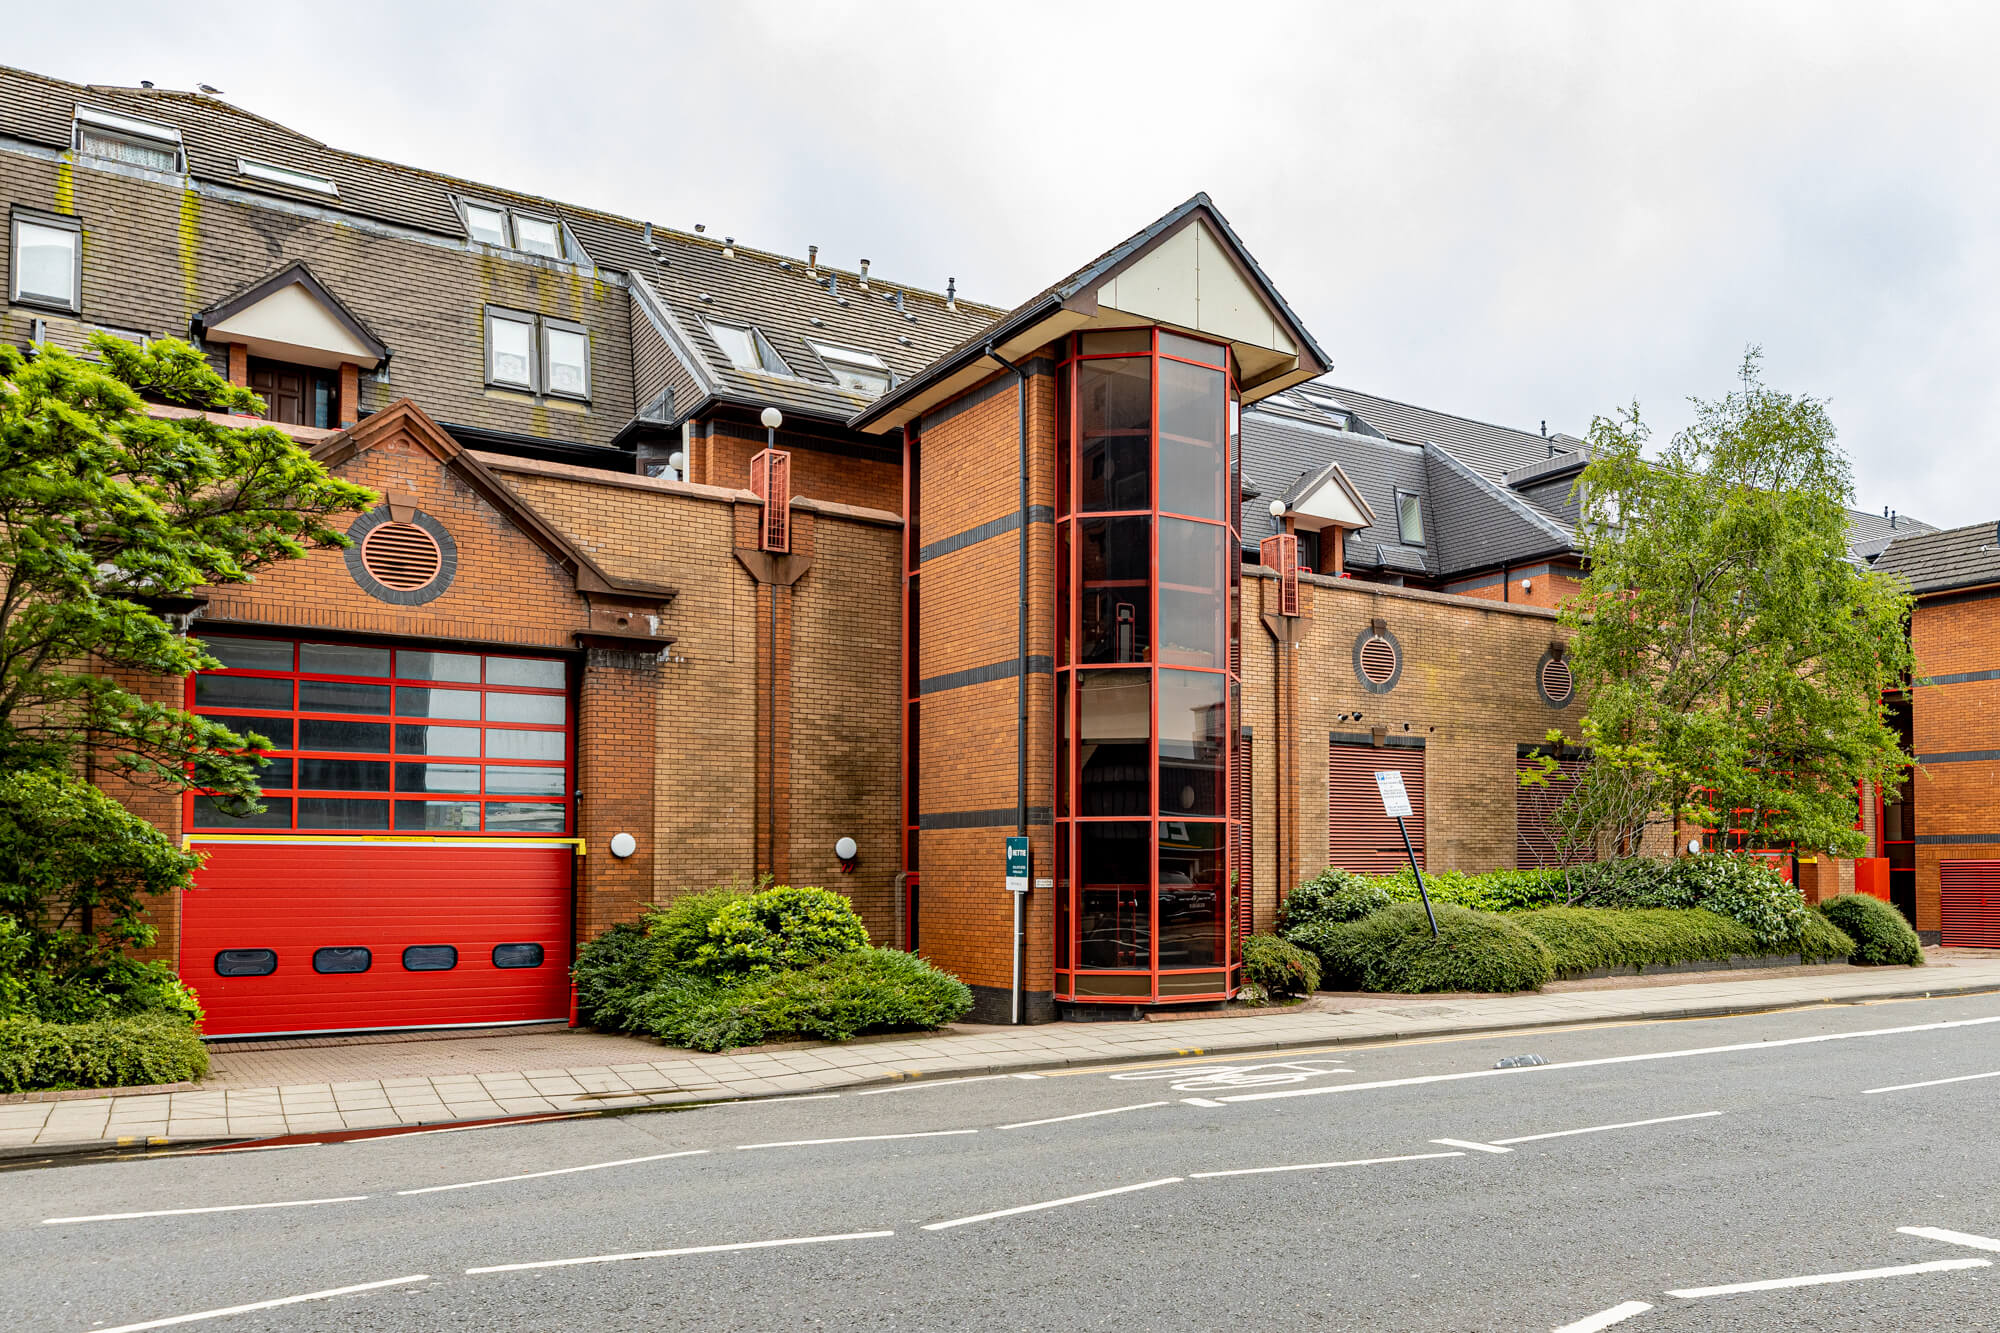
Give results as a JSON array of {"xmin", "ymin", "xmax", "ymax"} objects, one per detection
[
  {"xmin": 809, "ymin": 340, "xmax": 891, "ymax": 397},
  {"xmin": 238, "ymin": 158, "xmax": 339, "ymax": 196},
  {"xmin": 73, "ymin": 105, "xmax": 182, "ymax": 173},
  {"xmin": 709, "ymin": 322, "xmax": 791, "ymax": 376}
]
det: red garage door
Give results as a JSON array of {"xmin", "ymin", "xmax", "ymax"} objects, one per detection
[
  {"xmin": 184, "ymin": 841, "xmax": 573, "ymax": 1037},
  {"xmin": 1329, "ymin": 742, "xmax": 1425, "ymax": 873},
  {"xmin": 1940, "ymin": 861, "xmax": 2000, "ymax": 949}
]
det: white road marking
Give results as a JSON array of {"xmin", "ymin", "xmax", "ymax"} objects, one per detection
[
  {"xmin": 1109, "ymin": 1058, "xmax": 1355, "ymax": 1092},
  {"xmin": 1181, "ymin": 1097, "xmax": 1225, "ymax": 1107},
  {"xmin": 466, "ymin": 1230, "xmax": 893, "ymax": 1274},
  {"xmin": 1431, "ymin": 1138, "xmax": 1513, "ymax": 1154},
  {"xmin": 1668, "ymin": 1257, "xmax": 1988, "ymax": 1298},
  {"xmin": 1190, "ymin": 1150, "xmax": 1465, "ymax": 1179},
  {"xmin": 397, "ymin": 1149, "xmax": 709, "ymax": 1195},
  {"xmin": 1899, "ymin": 1226, "xmax": 2000, "ymax": 1253},
  {"xmin": 91, "ymin": 1274, "xmax": 429, "ymax": 1332},
  {"xmin": 1217, "ymin": 1013, "xmax": 2000, "ymax": 1104},
  {"xmin": 735, "ymin": 1129, "xmax": 977, "ymax": 1150},
  {"xmin": 1864, "ymin": 1069, "xmax": 2000, "ymax": 1095},
  {"xmin": 43, "ymin": 1196, "xmax": 369, "ymax": 1225},
  {"xmin": 856, "ymin": 1073, "xmax": 1043, "ymax": 1096},
  {"xmin": 1491, "ymin": 1111, "xmax": 1723, "ymax": 1145},
  {"xmin": 998, "ymin": 1101, "xmax": 1170, "ymax": 1130},
  {"xmin": 1552, "ymin": 1300, "xmax": 1653, "ymax": 1333},
  {"xmin": 922, "ymin": 1177, "xmax": 1182, "ymax": 1230}
]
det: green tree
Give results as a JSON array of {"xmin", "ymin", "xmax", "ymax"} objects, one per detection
[{"xmin": 1550, "ymin": 351, "xmax": 1913, "ymax": 859}]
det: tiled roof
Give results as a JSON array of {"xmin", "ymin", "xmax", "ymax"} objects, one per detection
[
  {"xmin": 1309, "ymin": 384, "xmax": 1567, "ymax": 481},
  {"xmin": 1239, "ymin": 409, "xmax": 1434, "ymax": 574},
  {"xmin": 1421, "ymin": 444, "xmax": 1576, "ymax": 577},
  {"xmin": 1845, "ymin": 507, "xmax": 1938, "ymax": 562},
  {"xmin": 1872, "ymin": 521, "xmax": 2000, "ymax": 594}
]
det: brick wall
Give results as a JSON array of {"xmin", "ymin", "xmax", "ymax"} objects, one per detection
[{"xmin": 1907, "ymin": 590, "xmax": 2000, "ymax": 933}]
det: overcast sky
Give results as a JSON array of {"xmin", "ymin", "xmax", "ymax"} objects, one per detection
[{"xmin": 12, "ymin": 1, "xmax": 1996, "ymax": 526}]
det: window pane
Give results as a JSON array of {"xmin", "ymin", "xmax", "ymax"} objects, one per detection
[
  {"xmin": 402, "ymin": 944, "xmax": 458, "ymax": 971},
  {"xmin": 203, "ymin": 637, "xmax": 292, "ymax": 672},
  {"xmin": 397, "ymin": 651, "xmax": 481, "ymax": 683},
  {"xmin": 710, "ymin": 324, "xmax": 759, "ymax": 370},
  {"xmin": 200, "ymin": 714, "xmax": 291, "ymax": 749},
  {"xmin": 486, "ymin": 692, "xmax": 563, "ymax": 725},
  {"xmin": 78, "ymin": 129, "xmax": 177, "ymax": 172},
  {"xmin": 396, "ymin": 800, "xmax": 481, "ymax": 831},
  {"xmin": 1080, "ymin": 329, "xmax": 1151, "ymax": 355},
  {"xmin": 397, "ymin": 687, "xmax": 481, "ymax": 719},
  {"xmin": 485, "ymin": 801, "xmax": 567, "ymax": 832},
  {"xmin": 1078, "ymin": 669, "xmax": 1149, "ymax": 817},
  {"xmin": 298, "ymin": 680, "xmax": 392, "ymax": 715},
  {"xmin": 464, "ymin": 203, "xmax": 507, "ymax": 245},
  {"xmin": 1159, "ymin": 331, "xmax": 1224, "ymax": 366},
  {"xmin": 251, "ymin": 757, "xmax": 293, "ymax": 789},
  {"xmin": 829, "ymin": 366, "xmax": 890, "ymax": 396},
  {"xmin": 486, "ymin": 656, "xmax": 565, "ymax": 689},
  {"xmin": 296, "ymin": 758, "xmax": 390, "ymax": 791},
  {"xmin": 1399, "ymin": 492, "xmax": 1424, "ymax": 545},
  {"xmin": 397, "ymin": 762, "xmax": 480, "ymax": 794},
  {"xmin": 1079, "ymin": 516, "xmax": 1150, "ymax": 665},
  {"xmin": 485, "ymin": 765, "xmax": 566, "ymax": 795},
  {"xmin": 514, "ymin": 215, "xmax": 559, "ymax": 257},
  {"xmin": 1054, "ymin": 675, "xmax": 1070, "ymax": 819},
  {"xmin": 194, "ymin": 675, "xmax": 292, "ymax": 711},
  {"xmin": 299, "ymin": 642, "xmax": 391, "ymax": 677},
  {"xmin": 16, "ymin": 222, "xmax": 76, "ymax": 305},
  {"xmin": 396, "ymin": 724, "xmax": 481, "ymax": 757},
  {"xmin": 1159, "ymin": 670, "xmax": 1226, "ymax": 817},
  {"xmin": 490, "ymin": 316, "xmax": 533, "ymax": 386},
  {"xmin": 300, "ymin": 719, "xmax": 392, "ymax": 753},
  {"xmin": 487, "ymin": 729, "xmax": 563, "ymax": 761},
  {"xmin": 191, "ymin": 795, "xmax": 291, "ymax": 828},
  {"xmin": 1158, "ymin": 360, "xmax": 1226, "ymax": 519},
  {"xmin": 1078, "ymin": 822, "xmax": 1150, "ymax": 970},
  {"xmin": 546, "ymin": 327, "xmax": 588, "ymax": 396},
  {"xmin": 493, "ymin": 943, "xmax": 545, "ymax": 969},
  {"xmin": 1159, "ymin": 822, "xmax": 1225, "ymax": 967},
  {"xmin": 1158, "ymin": 518, "xmax": 1225, "ymax": 669},
  {"xmin": 313, "ymin": 946, "xmax": 371, "ymax": 975},
  {"xmin": 1077, "ymin": 358, "xmax": 1151, "ymax": 512},
  {"xmin": 297, "ymin": 798, "xmax": 389, "ymax": 830}
]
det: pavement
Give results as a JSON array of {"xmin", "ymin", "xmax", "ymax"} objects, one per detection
[{"xmin": 5, "ymin": 950, "xmax": 1997, "ymax": 1157}]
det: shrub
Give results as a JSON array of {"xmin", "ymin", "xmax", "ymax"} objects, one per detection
[
  {"xmin": 1281, "ymin": 869, "xmax": 1391, "ymax": 932},
  {"xmin": 0, "ymin": 1013, "xmax": 208, "ymax": 1093},
  {"xmin": 1515, "ymin": 907, "xmax": 1770, "ymax": 977},
  {"xmin": 1795, "ymin": 910, "xmax": 1860, "ymax": 963},
  {"xmin": 1242, "ymin": 935, "xmax": 1320, "ymax": 998},
  {"xmin": 572, "ymin": 923, "xmax": 655, "ymax": 1031},
  {"xmin": 643, "ymin": 882, "xmax": 757, "ymax": 975},
  {"xmin": 630, "ymin": 972, "xmax": 770, "ymax": 1052},
  {"xmin": 693, "ymin": 885, "xmax": 871, "ymax": 976},
  {"xmin": 755, "ymin": 949, "xmax": 974, "ymax": 1043},
  {"xmin": 1817, "ymin": 894, "xmax": 1923, "ymax": 966},
  {"xmin": 1368, "ymin": 866, "xmax": 1570, "ymax": 914},
  {"xmin": 1296, "ymin": 902, "xmax": 1552, "ymax": 994}
]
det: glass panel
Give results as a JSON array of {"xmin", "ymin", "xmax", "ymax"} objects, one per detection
[
  {"xmin": 490, "ymin": 315, "xmax": 533, "ymax": 386},
  {"xmin": 194, "ymin": 675, "xmax": 292, "ymax": 711},
  {"xmin": 486, "ymin": 656, "xmax": 566, "ymax": 689},
  {"xmin": 1056, "ymin": 522, "xmax": 1071, "ymax": 667},
  {"xmin": 1073, "ymin": 972, "xmax": 1153, "ymax": 997},
  {"xmin": 1079, "ymin": 516, "xmax": 1150, "ymax": 665},
  {"xmin": 1159, "ymin": 670, "xmax": 1226, "ymax": 817},
  {"xmin": 1399, "ymin": 492, "xmax": 1424, "ymax": 545},
  {"xmin": 1053, "ymin": 822, "xmax": 1071, "ymax": 971},
  {"xmin": 485, "ymin": 801, "xmax": 567, "ymax": 832},
  {"xmin": 214, "ymin": 948, "xmax": 277, "ymax": 978},
  {"xmin": 1056, "ymin": 362, "xmax": 1072, "ymax": 519},
  {"xmin": 395, "ymin": 724, "xmax": 480, "ymax": 757},
  {"xmin": 297, "ymin": 758, "xmax": 390, "ymax": 792},
  {"xmin": 300, "ymin": 642, "xmax": 391, "ymax": 677},
  {"xmin": 464, "ymin": 203, "xmax": 508, "ymax": 245},
  {"xmin": 251, "ymin": 757, "xmax": 293, "ymax": 789},
  {"xmin": 402, "ymin": 945, "xmax": 458, "ymax": 972},
  {"xmin": 1158, "ymin": 822, "xmax": 1225, "ymax": 968},
  {"xmin": 1078, "ymin": 670, "xmax": 1149, "ymax": 817},
  {"xmin": 1158, "ymin": 360, "xmax": 1226, "ymax": 520},
  {"xmin": 298, "ymin": 680, "xmax": 392, "ymax": 715},
  {"xmin": 1080, "ymin": 329, "xmax": 1151, "ymax": 355},
  {"xmin": 487, "ymin": 692, "xmax": 565, "ymax": 725},
  {"xmin": 397, "ymin": 762, "xmax": 480, "ymax": 794},
  {"xmin": 1054, "ymin": 675, "xmax": 1070, "ymax": 819},
  {"xmin": 546, "ymin": 327, "xmax": 588, "ymax": 396},
  {"xmin": 1077, "ymin": 358, "xmax": 1151, "ymax": 512},
  {"xmin": 710, "ymin": 324, "xmax": 759, "ymax": 370},
  {"xmin": 485, "ymin": 765, "xmax": 566, "ymax": 795},
  {"xmin": 79, "ymin": 129, "xmax": 177, "ymax": 173},
  {"xmin": 313, "ymin": 947, "xmax": 371, "ymax": 975},
  {"xmin": 397, "ymin": 651, "xmax": 481, "ymax": 683},
  {"xmin": 396, "ymin": 800, "xmax": 481, "ymax": 831},
  {"xmin": 397, "ymin": 687, "xmax": 481, "ymax": 720},
  {"xmin": 298, "ymin": 798, "xmax": 389, "ymax": 830},
  {"xmin": 1077, "ymin": 821, "xmax": 1150, "ymax": 971},
  {"xmin": 300, "ymin": 718, "xmax": 392, "ymax": 753},
  {"xmin": 16, "ymin": 222, "xmax": 76, "ymax": 304},
  {"xmin": 1158, "ymin": 969, "xmax": 1228, "ymax": 997},
  {"xmin": 201, "ymin": 714, "xmax": 291, "ymax": 748},
  {"xmin": 514, "ymin": 215, "xmax": 559, "ymax": 257},
  {"xmin": 1159, "ymin": 331, "xmax": 1224, "ymax": 366},
  {"xmin": 487, "ymin": 728, "xmax": 564, "ymax": 761},
  {"xmin": 493, "ymin": 943, "xmax": 545, "ymax": 969},
  {"xmin": 191, "ymin": 795, "xmax": 291, "ymax": 828},
  {"xmin": 202, "ymin": 637, "xmax": 292, "ymax": 672},
  {"xmin": 1158, "ymin": 519, "xmax": 1226, "ymax": 669}
]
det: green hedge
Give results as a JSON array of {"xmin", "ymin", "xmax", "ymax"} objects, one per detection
[
  {"xmin": 1817, "ymin": 894, "xmax": 1925, "ymax": 966},
  {"xmin": 1242, "ymin": 934, "xmax": 1320, "ymax": 998},
  {"xmin": 0, "ymin": 1013, "xmax": 208, "ymax": 1093},
  {"xmin": 1280, "ymin": 870, "xmax": 1392, "ymax": 931},
  {"xmin": 1295, "ymin": 902, "xmax": 1553, "ymax": 994},
  {"xmin": 692, "ymin": 885, "xmax": 872, "ymax": 976},
  {"xmin": 1513, "ymin": 907, "xmax": 1854, "ymax": 978}
]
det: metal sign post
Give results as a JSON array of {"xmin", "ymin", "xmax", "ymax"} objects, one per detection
[
  {"xmin": 1374, "ymin": 771, "xmax": 1438, "ymax": 939},
  {"xmin": 1005, "ymin": 836, "xmax": 1030, "ymax": 1024}
]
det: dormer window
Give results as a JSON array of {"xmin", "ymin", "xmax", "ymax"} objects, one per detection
[
  {"xmin": 709, "ymin": 322, "xmax": 791, "ymax": 376},
  {"xmin": 809, "ymin": 340, "xmax": 891, "ymax": 397},
  {"xmin": 1397, "ymin": 490, "xmax": 1424, "ymax": 546},
  {"xmin": 238, "ymin": 158, "xmax": 339, "ymax": 196},
  {"xmin": 73, "ymin": 105, "xmax": 182, "ymax": 173},
  {"xmin": 459, "ymin": 199, "xmax": 563, "ymax": 259}
]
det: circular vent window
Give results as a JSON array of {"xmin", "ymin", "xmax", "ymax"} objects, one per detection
[
  {"xmin": 1539, "ymin": 654, "xmax": 1575, "ymax": 706},
  {"xmin": 361, "ymin": 522, "xmax": 442, "ymax": 590},
  {"xmin": 1354, "ymin": 629, "xmax": 1402, "ymax": 692}
]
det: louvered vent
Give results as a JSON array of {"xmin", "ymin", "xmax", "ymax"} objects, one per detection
[
  {"xmin": 1941, "ymin": 862, "xmax": 2000, "ymax": 948},
  {"xmin": 1359, "ymin": 635, "xmax": 1397, "ymax": 686},
  {"xmin": 1259, "ymin": 533, "xmax": 1299, "ymax": 616},
  {"xmin": 751, "ymin": 448, "xmax": 792, "ymax": 553},
  {"xmin": 1540, "ymin": 656, "xmax": 1575, "ymax": 705},
  {"xmin": 360, "ymin": 522, "xmax": 442, "ymax": 590},
  {"xmin": 1329, "ymin": 742, "xmax": 1425, "ymax": 872}
]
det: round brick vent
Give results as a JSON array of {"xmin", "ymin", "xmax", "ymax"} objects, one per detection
[
  {"xmin": 1540, "ymin": 655, "xmax": 1575, "ymax": 705},
  {"xmin": 1359, "ymin": 635, "xmax": 1398, "ymax": 686},
  {"xmin": 360, "ymin": 522, "xmax": 443, "ymax": 591}
]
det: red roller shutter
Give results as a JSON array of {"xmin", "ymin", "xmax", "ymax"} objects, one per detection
[
  {"xmin": 1234, "ymin": 731, "xmax": 1253, "ymax": 940},
  {"xmin": 1940, "ymin": 861, "xmax": 2000, "ymax": 949},
  {"xmin": 1329, "ymin": 742, "xmax": 1424, "ymax": 873}
]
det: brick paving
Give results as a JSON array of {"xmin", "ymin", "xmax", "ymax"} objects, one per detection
[{"xmin": 4, "ymin": 953, "xmax": 1997, "ymax": 1155}]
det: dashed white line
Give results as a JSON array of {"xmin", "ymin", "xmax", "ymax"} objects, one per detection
[
  {"xmin": 466, "ymin": 1230, "xmax": 894, "ymax": 1274},
  {"xmin": 1189, "ymin": 1150, "xmax": 1465, "ymax": 1179},
  {"xmin": 1552, "ymin": 1300, "xmax": 1653, "ymax": 1333},
  {"xmin": 1864, "ymin": 1069, "xmax": 2000, "ymax": 1095},
  {"xmin": 998, "ymin": 1101, "xmax": 1170, "ymax": 1130},
  {"xmin": 43, "ymin": 1196, "xmax": 369, "ymax": 1226},
  {"xmin": 1431, "ymin": 1138, "xmax": 1513, "ymax": 1154},
  {"xmin": 1490, "ymin": 1111, "xmax": 1723, "ymax": 1145},
  {"xmin": 1667, "ymin": 1257, "xmax": 1988, "ymax": 1299},
  {"xmin": 91, "ymin": 1274, "xmax": 430, "ymax": 1332},
  {"xmin": 1899, "ymin": 1226, "xmax": 2000, "ymax": 1253},
  {"xmin": 856, "ymin": 1073, "xmax": 1044, "ymax": 1096},
  {"xmin": 397, "ymin": 1149, "xmax": 709, "ymax": 1195},
  {"xmin": 922, "ymin": 1177, "xmax": 1182, "ymax": 1230},
  {"xmin": 1181, "ymin": 1097, "xmax": 1225, "ymax": 1108},
  {"xmin": 735, "ymin": 1129, "xmax": 977, "ymax": 1150}
]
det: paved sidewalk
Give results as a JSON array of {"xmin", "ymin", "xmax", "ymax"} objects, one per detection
[{"xmin": 5, "ymin": 957, "xmax": 1997, "ymax": 1155}]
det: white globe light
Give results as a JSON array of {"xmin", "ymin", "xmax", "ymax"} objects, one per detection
[
  {"xmin": 760, "ymin": 406, "xmax": 784, "ymax": 430},
  {"xmin": 609, "ymin": 832, "xmax": 637, "ymax": 859},
  {"xmin": 667, "ymin": 450, "xmax": 686, "ymax": 473},
  {"xmin": 1686, "ymin": 838, "xmax": 1702, "ymax": 856},
  {"xmin": 834, "ymin": 836, "xmax": 858, "ymax": 860},
  {"xmin": 1267, "ymin": 499, "xmax": 1286, "ymax": 519}
]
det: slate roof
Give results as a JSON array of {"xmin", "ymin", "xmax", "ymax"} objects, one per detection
[
  {"xmin": 1239, "ymin": 408, "xmax": 1435, "ymax": 574},
  {"xmin": 1307, "ymin": 383, "xmax": 1570, "ymax": 480},
  {"xmin": 1422, "ymin": 443, "xmax": 1577, "ymax": 577},
  {"xmin": 1873, "ymin": 521, "xmax": 2000, "ymax": 594},
  {"xmin": 1845, "ymin": 507, "xmax": 1938, "ymax": 563}
]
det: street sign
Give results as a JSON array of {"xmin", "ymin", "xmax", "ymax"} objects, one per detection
[
  {"xmin": 1373, "ymin": 770, "xmax": 1414, "ymax": 818},
  {"xmin": 1005, "ymin": 836, "xmax": 1031, "ymax": 894}
]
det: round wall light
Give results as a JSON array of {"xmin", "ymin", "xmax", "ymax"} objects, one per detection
[
  {"xmin": 1686, "ymin": 838, "xmax": 1701, "ymax": 856},
  {"xmin": 834, "ymin": 836, "xmax": 858, "ymax": 873},
  {"xmin": 1267, "ymin": 499, "xmax": 1287, "ymax": 520},
  {"xmin": 609, "ymin": 832, "xmax": 638, "ymax": 859},
  {"xmin": 760, "ymin": 406, "xmax": 784, "ymax": 430}
]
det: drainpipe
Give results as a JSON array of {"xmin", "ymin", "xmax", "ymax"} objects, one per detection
[{"xmin": 986, "ymin": 343, "xmax": 1029, "ymax": 1025}]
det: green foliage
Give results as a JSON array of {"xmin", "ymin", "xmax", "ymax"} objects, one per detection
[
  {"xmin": 1241, "ymin": 934, "xmax": 1320, "ymax": 998},
  {"xmin": 1816, "ymin": 894, "xmax": 1924, "ymax": 967},
  {"xmin": 1280, "ymin": 869, "xmax": 1391, "ymax": 931},
  {"xmin": 0, "ymin": 1012, "xmax": 208, "ymax": 1093},
  {"xmin": 692, "ymin": 884, "xmax": 871, "ymax": 976},
  {"xmin": 571, "ymin": 923, "xmax": 656, "ymax": 1031},
  {"xmin": 643, "ymin": 881, "xmax": 757, "ymax": 973},
  {"xmin": 752, "ymin": 949, "xmax": 974, "ymax": 1044},
  {"xmin": 1563, "ymin": 352, "xmax": 1915, "ymax": 857},
  {"xmin": 1512, "ymin": 906, "xmax": 1836, "ymax": 977},
  {"xmin": 1368, "ymin": 866, "xmax": 1571, "ymax": 914},
  {"xmin": 1295, "ymin": 902, "xmax": 1553, "ymax": 994},
  {"xmin": 1795, "ymin": 910, "xmax": 1862, "ymax": 963}
]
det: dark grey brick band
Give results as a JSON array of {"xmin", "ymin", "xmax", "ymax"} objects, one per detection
[
  {"xmin": 919, "ymin": 806, "xmax": 1054, "ymax": 830},
  {"xmin": 919, "ymin": 656, "xmax": 1054, "ymax": 696},
  {"xmin": 918, "ymin": 506, "xmax": 1055, "ymax": 564}
]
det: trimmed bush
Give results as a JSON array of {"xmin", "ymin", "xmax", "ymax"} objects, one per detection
[
  {"xmin": 572, "ymin": 923, "xmax": 656, "ymax": 1031},
  {"xmin": 1281, "ymin": 869, "xmax": 1391, "ymax": 932},
  {"xmin": 1795, "ymin": 910, "xmax": 1861, "ymax": 963},
  {"xmin": 1370, "ymin": 866, "xmax": 1571, "ymax": 914},
  {"xmin": 1296, "ymin": 902, "xmax": 1553, "ymax": 994},
  {"xmin": 0, "ymin": 1013, "xmax": 208, "ymax": 1093},
  {"xmin": 1513, "ymin": 906, "xmax": 1839, "ymax": 977},
  {"xmin": 1817, "ymin": 894, "xmax": 1923, "ymax": 966},
  {"xmin": 755, "ymin": 949, "xmax": 973, "ymax": 1043},
  {"xmin": 1242, "ymin": 934, "xmax": 1320, "ymax": 998},
  {"xmin": 693, "ymin": 885, "xmax": 871, "ymax": 976},
  {"xmin": 643, "ymin": 883, "xmax": 755, "ymax": 974}
]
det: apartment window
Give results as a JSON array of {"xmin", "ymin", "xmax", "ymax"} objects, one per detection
[
  {"xmin": 1396, "ymin": 490, "xmax": 1424, "ymax": 546},
  {"xmin": 10, "ymin": 209, "xmax": 80, "ymax": 312},
  {"xmin": 709, "ymin": 322, "xmax": 791, "ymax": 376},
  {"xmin": 485, "ymin": 307, "xmax": 590, "ymax": 399},
  {"xmin": 513, "ymin": 215, "xmax": 560, "ymax": 259},
  {"xmin": 543, "ymin": 321, "xmax": 589, "ymax": 398},
  {"xmin": 73, "ymin": 105, "xmax": 182, "ymax": 173},
  {"xmin": 459, "ymin": 198, "xmax": 565, "ymax": 259},
  {"xmin": 486, "ymin": 309, "xmax": 535, "ymax": 388},
  {"xmin": 238, "ymin": 158, "xmax": 339, "ymax": 196},
  {"xmin": 464, "ymin": 203, "xmax": 508, "ymax": 246},
  {"xmin": 809, "ymin": 340, "xmax": 892, "ymax": 397}
]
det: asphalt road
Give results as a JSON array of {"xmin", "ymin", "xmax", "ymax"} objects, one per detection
[{"xmin": 6, "ymin": 993, "xmax": 2000, "ymax": 1332}]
